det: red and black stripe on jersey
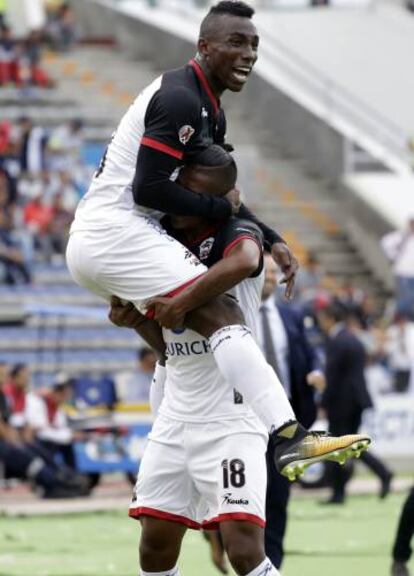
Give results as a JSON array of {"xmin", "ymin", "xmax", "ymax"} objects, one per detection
[
  {"xmin": 163, "ymin": 217, "xmax": 264, "ymax": 277},
  {"xmin": 142, "ymin": 59, "xmax": 226, "ymax": 161}
]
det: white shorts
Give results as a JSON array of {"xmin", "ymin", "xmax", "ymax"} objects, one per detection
[
  {"xmin": 66, "ymin": 216, "xmax": 206, "ymax": 314},
  {"xmin": 129, "ymin": 415, "xmax": 268, "ymax": 530}
]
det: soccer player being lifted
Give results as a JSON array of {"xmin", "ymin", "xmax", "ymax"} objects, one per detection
[
  {"xmin": 67, "ymin": 1, "xmax": 367, "ymax": 482},
  {"xmin": 109, "ymin": 145, "xmax": 370, "ymax": 576}
]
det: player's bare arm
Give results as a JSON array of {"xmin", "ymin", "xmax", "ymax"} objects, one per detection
[{"xmin": 149, "ymin": 238, "xmax": 261, "ymax": 328}]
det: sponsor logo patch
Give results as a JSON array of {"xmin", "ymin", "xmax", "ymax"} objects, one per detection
[
  {"xmin": 178, "ymin": 125, "xmax": 195, "ymax": 145},
  {"xmin": 222, "ymin": 492, "xmax": 249, "ymax": 506},
  {"xmin": 199, "ymin": 237, "xmax": 215, "ymax": 260}
]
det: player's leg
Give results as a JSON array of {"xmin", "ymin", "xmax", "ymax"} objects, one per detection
[
  {"xmin": 129, "ymin": 416, "xmax": 199, "ymax": 574},
  {"xmin": 184, "ymin": 297, "xmax": 371, "ymax": 480},
  {"xmin": 139, "ymin": 517, "xmax": 185, "ymax": 574},
  {"xmin": 197, "ymin": 426, "xmax": 279, "ymax": 575},
  {"xmin": 220, "ymin": 521, "xmax": 280, "ymax": 576}
]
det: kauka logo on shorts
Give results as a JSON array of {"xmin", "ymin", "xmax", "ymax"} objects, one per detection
[
  {"xmin": 222, "ymin": 492, "xmax": 249, "ymax": 506},
  {"xmin": 178, "ymin": 125, "xmax": 195, "ymax": 145}
]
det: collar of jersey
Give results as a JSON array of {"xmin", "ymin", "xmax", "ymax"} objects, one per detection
[
  {"xmin": 189, "ymin": 59, "xmax": 220, "ymax": 116},
  {"xmin": 180, "ymin": 223, "xmax": 221, "ymax": 248}
]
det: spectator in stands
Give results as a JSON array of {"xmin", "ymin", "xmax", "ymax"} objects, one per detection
[
  {"xmin": 48, "ymin": 119, "xmax": 84, "ymax": 173},
  {"xmin": 17, "ymin": 117, "xmax": 48, "ymax": 174},
  {"xmin": 25, "ymin": 374, "xmax": 85, "ymax": 470},
  {"xmin": 0, "ymin": 204, "xmax": 31, "ymax": 284},
  {"xmin": 381, "ymin": 218, "xmax": 414, "ymax": 320},
  {"xmin": 294, "ymin": 251, "xmax": 323, "ymax": 303},
  {"xmin": 385, "ymin": 313, "xmax": 414, "ymax": 394},
  {"xmin": 23, "ymin": 191, "xmax": 53, "ymax": 255},
  {"xmin": 115, "ymin": 347, "xmax": 157, "ymax": 403},
  {"xmin": 22, "ymin": 30, "xmax": 54, "ymax": 89},
  {"xmin": 46, "ymin": 2, "xmax": 78, "ymax": 52},
  {"xmin": 318, "ymin": 302, "xmax": 393, "ymax": 504},
  {"xmin": 0, "ymin": 24, "xmax": 19, "ymax": 86},
  {"xmin": 4, "ymin": 364, "xmax": 31, "ymax": 435},
  {"xmin": 0, "ymin": 361, "xmax": 88, "ymax": 498}
]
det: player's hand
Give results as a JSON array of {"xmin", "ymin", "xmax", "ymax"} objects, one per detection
[
  {"xmin": 271, "ymin": 242, "xmax": 299, "ymax": 301},
  {"xmin": 108, "ymin": 296, "xmax": 145, "ymax": 329},
  {"xmin": 225, "ymin": 187, "xmax": 241, "ymax": 215},
  {"xmin": 147, "ymin": 296, "xmax": 186, "ymax": 329},
  {"xmin": 306, "ymin": 370, "xmax": 326, "ymax": 393}
]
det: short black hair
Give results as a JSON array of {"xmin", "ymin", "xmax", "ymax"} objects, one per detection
[
  {"xmin": 209, "ymin": 1, "xmax": 254, "ymax": 18},
  {"xmin": 193, "ymin": 144, "xmax": 233, "ymax": 167},
  {"xmin": 193, "ymin": 144, "xmax": 237, "ymax": 188},
  {"xmin": 200, "ymin": 1, "xmax": 254, "ymax": 39}
]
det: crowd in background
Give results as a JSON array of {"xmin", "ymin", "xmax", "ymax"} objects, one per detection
[
  {"xmin": 0, "ymin": 116, "xmax": 91, "ymax": 283},
  {"xmin": 0, "ymin": 3, "xmax": 77, "ymax": 89}
]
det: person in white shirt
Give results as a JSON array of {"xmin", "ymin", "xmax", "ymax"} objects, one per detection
[{"xmin": 381, "ymin": 218, "xmax": 414, "ymax": 319}]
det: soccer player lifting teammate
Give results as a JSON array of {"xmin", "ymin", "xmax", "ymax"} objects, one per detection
[
  {"xmin": 66, "ymin": 1, "xmax": 370, "ymax": 481},
  {"xmin": 109, "ymin": 145, "xmax": 370, "ymax": 576}
]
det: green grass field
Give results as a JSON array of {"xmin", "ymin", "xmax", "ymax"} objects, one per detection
[{"xmin": 0, "ymin": 493, "xmax": 411, "ymax": 576}]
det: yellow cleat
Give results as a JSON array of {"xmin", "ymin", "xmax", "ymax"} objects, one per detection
[{"xmin": 272, "ymin": 426, "xmax": 371, "ymax": 482}]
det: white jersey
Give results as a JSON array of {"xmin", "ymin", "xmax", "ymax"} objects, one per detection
[
  {"xmin": 159, "ymin": 272, "xmax": 264, "ymax": 424},
  {"xmin": 70, "ymin": 59, "xmax": 228, "ymax": 233},
  {"xmin": 71, "ymin": 77, "xmax": 163, "ymax": 232}
]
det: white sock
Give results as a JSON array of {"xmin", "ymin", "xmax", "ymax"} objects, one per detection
[
  {"xmin": 140, "ymin": 567, "xmax": 180, "ymax": 576},
  {"xmin": 149, "ymin": 362, "xmax": 167, "ymax": 416},
  {"xmin": 209, "ymin": 325, "xmax": 295, "ymax": 433},
  {"xmin": 245, "ymin": 557, "xmax": 280, "ymax": 576}
]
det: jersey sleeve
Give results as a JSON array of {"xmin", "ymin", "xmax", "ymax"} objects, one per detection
[
  {"xmin": 142, "ymin": 87, "xmax": 203, "ymax": 160},
  {"xmin": 237, "ymin": 204, "xmax": 285, "ymax": 250},
  {"xmin": 220, "ymin": 219, "xmax": 264, "ymax": 277}
]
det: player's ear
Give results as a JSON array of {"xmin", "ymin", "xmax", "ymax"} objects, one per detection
[{"xmin": 197, "ymin": 39, "xmax": 209, "ymax": 60}]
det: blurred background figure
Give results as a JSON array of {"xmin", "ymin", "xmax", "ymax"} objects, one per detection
[
  {"xmin": 392, "ymin": 486, "xmax": 414, "ymax": 576},
  {"xmin": 4, "ymin": 363, "xmax": 31, "ymax": 434},
  {"xmin": 382, "ymin": 218, "xmax": 414, "ymax": 320},
  {"xmin": 25, "ymin": 373, "xmax": 85, "ymax": 470},
  {"xmin": 318, "ymin": 303, "xmax": 393, "ymax": 504},
  {"xmin": 115, "ymin": 347, "xmax": 157, "ymax": 404},
  {"xmin": 0, "ymin": 360, "xmax": 88, "ymax": 498},
  {"xmin": 259, "ymin": 253, "xmax": 324, "ymax": 570}
]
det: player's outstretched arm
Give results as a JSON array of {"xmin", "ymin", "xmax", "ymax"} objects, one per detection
[
  {"xmin": 148, "ymin": 238, "xmax": 261, "ymax": 328},
  {"xmin": 238, "ymin": 204, "xmax": 299, "ymax": 299}
]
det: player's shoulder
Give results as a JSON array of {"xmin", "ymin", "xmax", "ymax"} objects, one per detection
[
  {"xmin": 157, "ymin": 66, "xmax": 200, "ymax": 109},
  {"xmin": 222, "ymin": 218, "xmax": 264, "ymax": 244}
]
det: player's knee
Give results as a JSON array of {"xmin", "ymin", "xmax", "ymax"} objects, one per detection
[
  {"xmin": 139, "ymin": 526, "xmax": 180, "ymax": 570},
  {"xmin": 222, "ymin": 525, "xmax": 265, "ymax": 575}
]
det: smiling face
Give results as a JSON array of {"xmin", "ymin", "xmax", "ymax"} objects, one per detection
[{"xmin": 198, "ymin": 14, "xmax": 259, "ymax": 95}]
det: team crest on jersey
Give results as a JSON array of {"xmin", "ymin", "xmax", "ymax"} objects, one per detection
[
  {"xmin": 199, "ymin": 237, "xmax": 214, "ymax": 260},
  {"xmin": 178, "ymin": 125, "xmax": 195, "ymax": 145}
]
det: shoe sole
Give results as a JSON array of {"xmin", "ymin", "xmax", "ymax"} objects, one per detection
[{"xmin": 280, "ymin": 438, "xmax": 371, "ymax": 482}]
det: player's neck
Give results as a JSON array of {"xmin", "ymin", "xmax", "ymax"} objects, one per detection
[{"xmin": 194, "ymin": 56, "xmax": 224, "ymax": 99}]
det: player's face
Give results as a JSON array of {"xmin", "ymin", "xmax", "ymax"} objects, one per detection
[
  {"xmin": 199, "ymin": 16, "xmax": 259, "ymax": 93},
  {"xmin": 178, "ymin": 163, "xmax": 233, "ymax": 197}
]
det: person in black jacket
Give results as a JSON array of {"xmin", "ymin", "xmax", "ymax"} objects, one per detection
[
  {"xmin": 318, "ymin": 302, "xmax": 393, "ymax": 504},
  {"xmin": 260, "ymin": 254, "xmax": 324, "ymax": 569},
  {"xmin": 392, "ymin": 486, "xmax": 414, "ymax": 576}
]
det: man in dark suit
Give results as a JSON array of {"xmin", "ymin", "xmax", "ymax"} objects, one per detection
[
  {"xmin": 259, "ymin": 253, "xmax": 324, "ymax": 569},
  {"xmin": 317, "ymin": 302, "xmax": 393, "ymax": 504}
]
